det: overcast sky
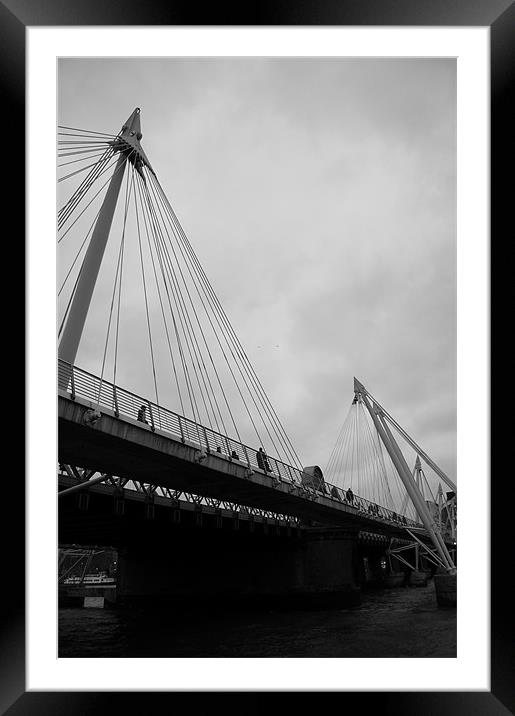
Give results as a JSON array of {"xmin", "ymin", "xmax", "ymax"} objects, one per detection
[{"xmin": 58, "ymin": 57, "xmax": 456, "ymax": 483}]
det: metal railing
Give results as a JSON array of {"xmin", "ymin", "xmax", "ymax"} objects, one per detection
[{"xmin": 58, "ymin": 360, "xmax": 422, "ymax": 530}]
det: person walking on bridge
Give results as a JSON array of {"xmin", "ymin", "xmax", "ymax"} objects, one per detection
[
  {"xmin": 137, "ymin": 404, "xmax": 148, "ymax": 424},
  {"xmin": 256, "ymin": 446, "xmax": 271, "ymax": 473}
]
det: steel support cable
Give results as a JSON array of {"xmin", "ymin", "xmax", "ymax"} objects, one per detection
[
  {"xmin": 335, "ymin": 408, "xmax": 353, "ymax": 488},
  {"xmin": 163, "ymin": 228, "xmax": 303, "ymax": 470},
  {"xmin": 342, "ymin": 407, "xmax": 354, "ymax": 487},
  {"xmin": 359, "ymin": 384, "xmax": 456, "ymax": 493},
  {"xmin": 368, "ymin": 426, "xmax": 394, "ymax": 509},
  {"xmin": 324, "ymin": 401, "xmax": 353, "ymax": 479},
  {"xmin": 178, "ymin": 262, "xmax": 304, "ymax": 469},
  {"xmin": 375, "ymin": 435, "xmax": 403, "ymax": 515},
  {"xmin": 133, "ymin": 173, "xmax": 205, "ymax": 431},
  {"xmin": 142, "ymin": 175, "xmax": 259, "ymax": 441},
  {"xmin": 351, "ymin": 406, "xmax": 359, "ymax": 490},
  {"xmin": 357, "ymin": 405, "xmax": 374, "ymax": 501},
  {"xmin": 135, "ymin": 173, "xmax": 208, "ymax": 422},
  {"xmin": 372, "ymin": 424, "xmax": 393, "ymax": 506},
  {"xmin": 353, "ymin": 405, "xmax": 361, "ymax": 491},
  {"xmin": 57, "ymin": 146, "xmax": 114, "ymax": 158},
  {"xmin": 132, "ymin": 178, "xmax": 200, "ymax": 429},
  {"xmin": 362, "ymin": 405, "xmax": 371, "ymax": 497},
  {"xmin": 148, "ymin": 172, "xmax": 299, "ymax": 466},
  {"xmin": 58, "ymin": 148, "xmax": 116, "ymax": 227},
  {"xmin": 58, "ymin": 146, "xmax": 114, "ymax": 221},
  {"xmin": 129, "ymin": 172, "xmax": 185, "ymax": 417},
  {"xmin": 142, "ymin": 175, "xmax": 243, "ymax": 438},
  {"xmin": 362, "ymin": 407, "xmax": 378, "ymax": 503},
  {"xmin": 328, "ymin": 406, "xmax": 352, "ymax": 486},
  {"xmin": 57, "ymin": 144, "xmax": 112, "ymax": 152},
  {"xmin": 138, "ymin": 176, "xmax": 226, "ymax": 434},
  {"xmin": 146, "ymin": 173, "xmax": 278, "ymax": 455},
  {"xmin": 400, "ymin": 488, "xmax": 411, "ymax": 517},
  {"xmin": 58, "ymin": 148, "xmax": 117, "ymax": 228},
  {"xmin": 57, "ymin": 149, "xmax": 136, "ymax": 244},
  {"xmin": 357, "ymin": 403, "xmax": 364, "ymax": 495},
  {"xmin": 112, "ymin": 165, "xmax": 133, "ymax": 388},
  {"xmin": 96, "ymin": 184, "xmax": 131, "ymax": 408},
  {"xmin": 324, "ymin": 412, "xmax": 347, "ymax": 477},
  {"xmin": 142, "ymin": 173, "xmax": 245, "ymax": 438},
  {"xmin": 133, "ymin": 173, "xmax": 161, "ymax": 412},
  {"xmin": 147, "ymin": 176, "xmax": 268, "ymax": 422},
  {"xmin": 58, "ymin": 157, "xmax": 117, "ymax": 183},
  {"xmin": 148, "ymin": 176, "xmax": 271, "ymax": 441},
  {"xmin": 58, "ymin": 204, "xmax": 102, "ymax": 297},
  {"xmin": 420, "ymin": 467, "xmax": 436, "ymax": 503},
  {"xmin": 58, "ymin": 152, "xmax": 133, "ymax": 349},
  {"xmin": 369, "ymin": 415, "xmax": 391, "ymax": 507},
  {"xmin": 149, "ymin": 182, "xmax": 302, "ymax": 476},
  {"xmin": 360, "ymin": 404, "xmax": 385, "ymax": 505},
  {"xmin": 57, "ymin": 143, "xmax": 112, "ymax": 155},
  {"xmin": 58, "ymin": 265, "xmax": 82, "ymax": 339},
  {"xmin": 142, "ymin": 177, "xmax": 244, "ymax": 438},
  {"xmin": 383, "ymin": 424, "xmax": 420, "ymax": 516},
  {"xmin": 144, "ymin": 191, "xmax": 260, "ymax": 452},
  {"xmin": 58, "ymin": 131, "xmax": 118, "ymax": 140},
  {"xmin": 340, "ymin": 405, "xmax": 356, "ymax": 467},
  {"xmin": 348, "ymin": 405, "xmax": 356, "ymax": 491},
  {"xmin": 356, "ymin": 405, "xmax": 365, "ymax": 494},
  {"xmin": 334, "ymin": 416, "xmax": 353, "ymax": 487},
  {"xmin": 58, "ymin": 124, "xmax": 118, "ymax": 138},
  {"xmin": 58, "ymin": 140, "xmax": 114, "ymax": 146},
  {"xmin": 59, "ymin": 150, "xmax": 110, "ymax": 169},
  {"xmin": 133, "ymin": 171, "xmax": 185, "ymax": 415},
  {"xmin": 384, "ymin": 441, "xmax": 412, "ymax": 517},
  {"xmin": 154, "ymin": 177, "xmax": 304, "ymax": 472},
  {"xmin": 366, "ymin": 410, "xmax": 390, "ymax": 499},
  {"xmin": 363, "ymin": 405, "xmax": 372, "ymax": 496}
]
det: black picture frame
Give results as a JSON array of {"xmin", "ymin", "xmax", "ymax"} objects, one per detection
[{"xmin": 8, "ymin": 0, "xmax": 506, "ymax": 713}]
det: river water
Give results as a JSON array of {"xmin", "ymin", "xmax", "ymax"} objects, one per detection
[{"xmin": 58, "ymin": 581, "xmax": 456, "ymax": 658}]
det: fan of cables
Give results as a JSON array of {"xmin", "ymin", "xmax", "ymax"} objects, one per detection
[
  {"xmin": 57, "ymin": 118, "xmax": 304, "ymax": 472},
  {"xmin": 323, "ymin": 395, "xmax": 442, "ymax": 520}
]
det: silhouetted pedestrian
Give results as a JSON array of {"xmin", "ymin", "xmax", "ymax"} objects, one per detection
[{"xmin": 256, "ymin": 446, "xmax": 271, "ymax": 472}]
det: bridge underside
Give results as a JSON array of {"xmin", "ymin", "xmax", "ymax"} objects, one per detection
[
  {"xmin": 58, "ymin": 483, "xmax": 384, "ymax": 609},
  {"xmin": 59, "ymin": 394, "xmax": 415, "ymax": 538}
]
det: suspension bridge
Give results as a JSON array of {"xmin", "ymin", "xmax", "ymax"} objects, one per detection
[{"xmin": 58, "ymin": 109, "xmax": 457, "ymax": 608}]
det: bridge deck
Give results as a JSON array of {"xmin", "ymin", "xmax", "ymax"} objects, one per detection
[{"xmin": 59, "ymin": 393, "xmax": 421, "ymax": 538}]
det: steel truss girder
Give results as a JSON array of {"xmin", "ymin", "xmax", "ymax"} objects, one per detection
[{"xmin": 58, "ymin": 464, "xmax": 300, "ymax": 526}]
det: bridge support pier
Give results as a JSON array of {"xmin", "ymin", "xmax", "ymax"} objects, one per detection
[
  {"xmin": 116, "ymin": 526, "xmax": 362, "ymax": 610},
  {"xmin": 294, "ymin": 528, "xmax": 361, "ymax": 608}
]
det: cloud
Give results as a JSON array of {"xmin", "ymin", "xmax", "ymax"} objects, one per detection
[{"xmin": 58, "ymin": 57, "xmax": 456, "ymax": 488}]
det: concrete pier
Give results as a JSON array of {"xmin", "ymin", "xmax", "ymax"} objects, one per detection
[{"xmin": 116, "ymin": 525, "xmax": 361, "ymax": 609}]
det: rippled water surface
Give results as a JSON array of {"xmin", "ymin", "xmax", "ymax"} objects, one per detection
[{"xmin": 59, "ymin": 582, "xmax": 456, "ymax": 658}]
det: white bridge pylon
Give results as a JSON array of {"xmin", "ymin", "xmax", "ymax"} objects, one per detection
[
  {"xmin": 354, "ymin": 377, "xmax": 456, "ymax": 574},
  {"xmin": 57, "ymin": 108, "xmax": 307, "ymax": 477}
]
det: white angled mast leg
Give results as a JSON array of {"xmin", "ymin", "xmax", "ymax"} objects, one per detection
[
  {"xmin": 377, "ymin": 414, "xmax": 455, "ymax": 571},
  {"xmin": 357, "ymin": 386, "xmax": 455, "ymax": 573},
  {"xmin": 58, "ymin": 108, "xmax": 154, "ymax": 375},
  {"xmin": 58, "ymin": 151, "xmax": 127, "ymax": 367}
]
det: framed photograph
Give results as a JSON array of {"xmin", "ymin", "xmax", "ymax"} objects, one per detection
[{"xmin": 9, "ymin": 0, "xmax": 504, "ymax": 712}]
